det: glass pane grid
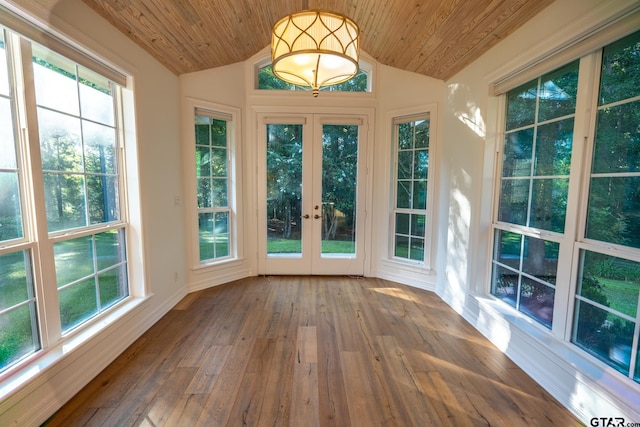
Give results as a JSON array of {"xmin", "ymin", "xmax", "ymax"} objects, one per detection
[
  {"xmin": 587, "ymin": 96, "xmax": 640, "ymax": 249},
  {"xmin": 34, "ymin": 47, "xmax": 121, "ymax": 234},
  {"xmin": 392, "ymin": 117, "xmax": 430, "ymax": 263},
  {"xmin": 1, "ymin": 29, "xmax": 128, "ymax": 373},
  {"xmin": 196, "ymin": 115, "xmax": 232, "ymax": 262},
  {"xmin": 55, "ymin": 230, "xmax": 128, "ymax": 333},
  {"xmin": 490, "ymin": 229, "xmax": 558, "ymax": 328},
  {"xmin": 499, "ymin": 62, "xmax": 577, "ymax": 235},
  {"xmin": 0, "ymin": 249, "xmax": 41, "ymax": 373},
  {"xmin": 572, "ymin": 249, "xmax": 640, "ymax": 380}
]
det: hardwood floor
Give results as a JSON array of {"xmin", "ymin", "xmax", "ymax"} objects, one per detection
[{"xmin": 44, "ymin": 276, "xmax": 581, "ymax": 426}]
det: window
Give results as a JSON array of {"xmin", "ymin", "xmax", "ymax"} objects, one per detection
[
  {"xmin": 0, "ymin": 25, "xmax": 129, "ymax": 373},
  {"xmin": 572, "ymin": 31, "xmax": 640, "ymax": 382},
  {"xmin": 392, "ymin": 114, "xmax": 430, "ymax": 263},
  {"xmin": 492, "ymin": 62, "xmax": 579, "ymax": 328},
  {"xmin": 491, "ymin": 29, "xmax": 640, "ymax": 383},
  {"xmin": 194, "ymin": 110, "xmax": 233, "ymax": 263},
  {"xmin": 1, "ymin": 30, "xmax": 39, "ymax": 371},
  {"xmin": 257, "ymin": 63, "xmax": 370, "ymax": 93}
]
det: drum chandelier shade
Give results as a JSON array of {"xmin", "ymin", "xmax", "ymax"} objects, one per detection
[{"xmin": 271, "ymin": 10, "xmax": 360, "ymax": 97}]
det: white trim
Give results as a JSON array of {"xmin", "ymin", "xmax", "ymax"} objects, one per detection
[
  {"xmin": 384, "ymin": 104, "xmax": 439, "ymax": 272},
  {"xmin": 0, "ymin": 3, "xmax": 127, "ymax": 86},
  {"xmin": 253, "ymin": 107, "xmax": 374, "ymax": 276},
  {"xmin": 488, "ymin": 1, "xmax": 640, "ymax": 95},
  {"xmin": 462, "ymin": 295, "xmax": 640, "ymax": 422}
]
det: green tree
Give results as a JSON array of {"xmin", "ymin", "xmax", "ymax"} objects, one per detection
[
  {"xmin": 40, "ymin": 128, "xmax": 84, "ymax": 230},
  {"xmin": 267, "ymin": 124, "xmax": 302, "ymax": 239},
  {"xmin": 321, "ymin": 125, "xmax": 358, "ymax": 240}
]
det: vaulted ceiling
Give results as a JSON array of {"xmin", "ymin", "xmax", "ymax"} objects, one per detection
[{"xmin": 80, "ymin": 0, "xmax": 555, "ymax": 80}]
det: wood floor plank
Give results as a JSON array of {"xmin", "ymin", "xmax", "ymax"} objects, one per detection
[
  {"xmin": 163, "ymin": 393, "xmax": 207, "ymax": 426},
  {"xmin": 316, "ymin": 287, "xmax": 352, "ymax": 427},
  {"xmin": 184, "ymin": 345, "xmax": 232, "ymax": 394},
  {"xmin": 340, "ymin": 351, "xmax": 390, "ymax": 427},
  {"xmin": 376, "ymin": 335, "xmax": 441, "ymax": 426},
  {"xmin": 44, "ymin": 276, "xmax": 582, "ymax": 427},
  {"xmin": 227, "ymin": 338, "xmax": 276, "ymax": 426},
  {"xmin": 135, "ymin": 367, "xmax": 198, "ymax": 426},
  {"xmin": 290, "ymin": 362, "xmax": 320, "ymax": 427}
]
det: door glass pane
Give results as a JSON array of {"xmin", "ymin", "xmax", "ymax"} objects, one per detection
[
  {"xmin": 321, "ymin": 124, "xmax": 358, "ymax": 256},
  {"xmin": 266, "ymin": 124, "xmax": 303, "ymax": 256}
]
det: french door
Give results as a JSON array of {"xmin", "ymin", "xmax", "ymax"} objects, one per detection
[{"xmin": 257, "ymin": 113, "xmax": 368, "ymax": 275}]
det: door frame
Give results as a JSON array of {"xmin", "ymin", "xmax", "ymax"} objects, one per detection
[{"xmin": 255, "ymin": 107, "xmax": 374, "ymax": 276}]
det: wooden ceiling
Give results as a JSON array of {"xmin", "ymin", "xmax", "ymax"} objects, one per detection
[{"xmin": 80, "ymin": 0, "xmax": 555, "ymax": 80}]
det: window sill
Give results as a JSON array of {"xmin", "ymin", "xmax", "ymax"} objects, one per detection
[
  {"xmin": 380, "ymin": 257, "xmax": 433, "ymax": 274},
  {"xmin": 191, "ymin": 256, "xmax": 246, "ymax": 272},
  {"xmin": 473, "ymin": 295, "xmax": 640, "ymax": 420},
  {"xmin": 0, "ymin": 295, "xmax": 150, "ymax": 403}
]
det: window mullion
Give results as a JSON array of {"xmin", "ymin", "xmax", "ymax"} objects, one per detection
[
  {"xmin": 17, "ymin": 35, "xmax": 63, "ymax": 347},
  {"xmin": 557, "ymin": 51, "xmax": 601, "ymax": 341},
  {"xmin": 574, "ymin": 50, "xmax": 602, "ymax": 246}
]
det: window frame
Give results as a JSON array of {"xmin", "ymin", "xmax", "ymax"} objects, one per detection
[
  {"xmin": 186, "ymin": 99, "xmax": 241, "ymax": 270},
  {"xmin": 390, "ymin": 111, "xmax": 436, "ymax": 270},
  {"xmin": 490, "ymin": 28, "xmax": 640, "ymax": 384},
  {"xmin": 194, "ymin": 109, "xmax": 233, "ymax": 264},
  {"xmin": 0, "ymin": 22, "xmax": 133, "ymax": 376}
]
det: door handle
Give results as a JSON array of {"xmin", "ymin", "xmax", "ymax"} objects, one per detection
[
  {"xmin": 314, "ymin": 214, "xmax": 321, "ymax": 219},
  {"xmin": 303, "ymin": 214, "xmax": 310, "ymax": 219}
]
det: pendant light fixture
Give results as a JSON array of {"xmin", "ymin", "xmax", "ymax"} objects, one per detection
[{"xmin": 271, "ymin": 10, "xmax": 360, "ymax": 97}]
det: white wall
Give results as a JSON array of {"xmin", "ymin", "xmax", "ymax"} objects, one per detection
[
  {"xmin": 0, "ymin": 1, "xmax": 186, "ymax": 425},
  {"xmin": 438, "ymin": 0, "xmax": 640, "ymax": 422},
  {"xmin": 179, "ymin": 63, "xmax": 254, "ymax": 290},
  {"xmin": 4, "ymin": 0, "xmax": 639, "ymax": 424},
  {"xmin": 372, "ymin": 64, "xmax": 444, "ymax": 288}
]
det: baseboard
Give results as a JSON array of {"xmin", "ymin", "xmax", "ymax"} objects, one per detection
[
  {"xmin": 0, "ymin": 287, "xmax": 186, "ymax": 427},
  {"xmin": 187, "ymin": 264, "xmax": 253, "ymax": 293},
  {"xmin": 375, "ymin": 259, "xmax": 436, "ymax": 291}
]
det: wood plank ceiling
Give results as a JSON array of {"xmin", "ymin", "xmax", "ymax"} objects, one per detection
[{"xmin": 80, "ymin": 0, "xmax": 555, "ymax": 81}]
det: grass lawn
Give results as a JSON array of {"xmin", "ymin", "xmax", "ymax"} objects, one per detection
[
  {"xmin": 1, "ymin": 230, "xmax": 127, "ymax": 371},
  {"xmin": 598, "ymin": 277, "xmax": 639, "ymax": 318},
  {"xmin": 267, "ymin": 238, "xmax": 355, "ymax": 254}
]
